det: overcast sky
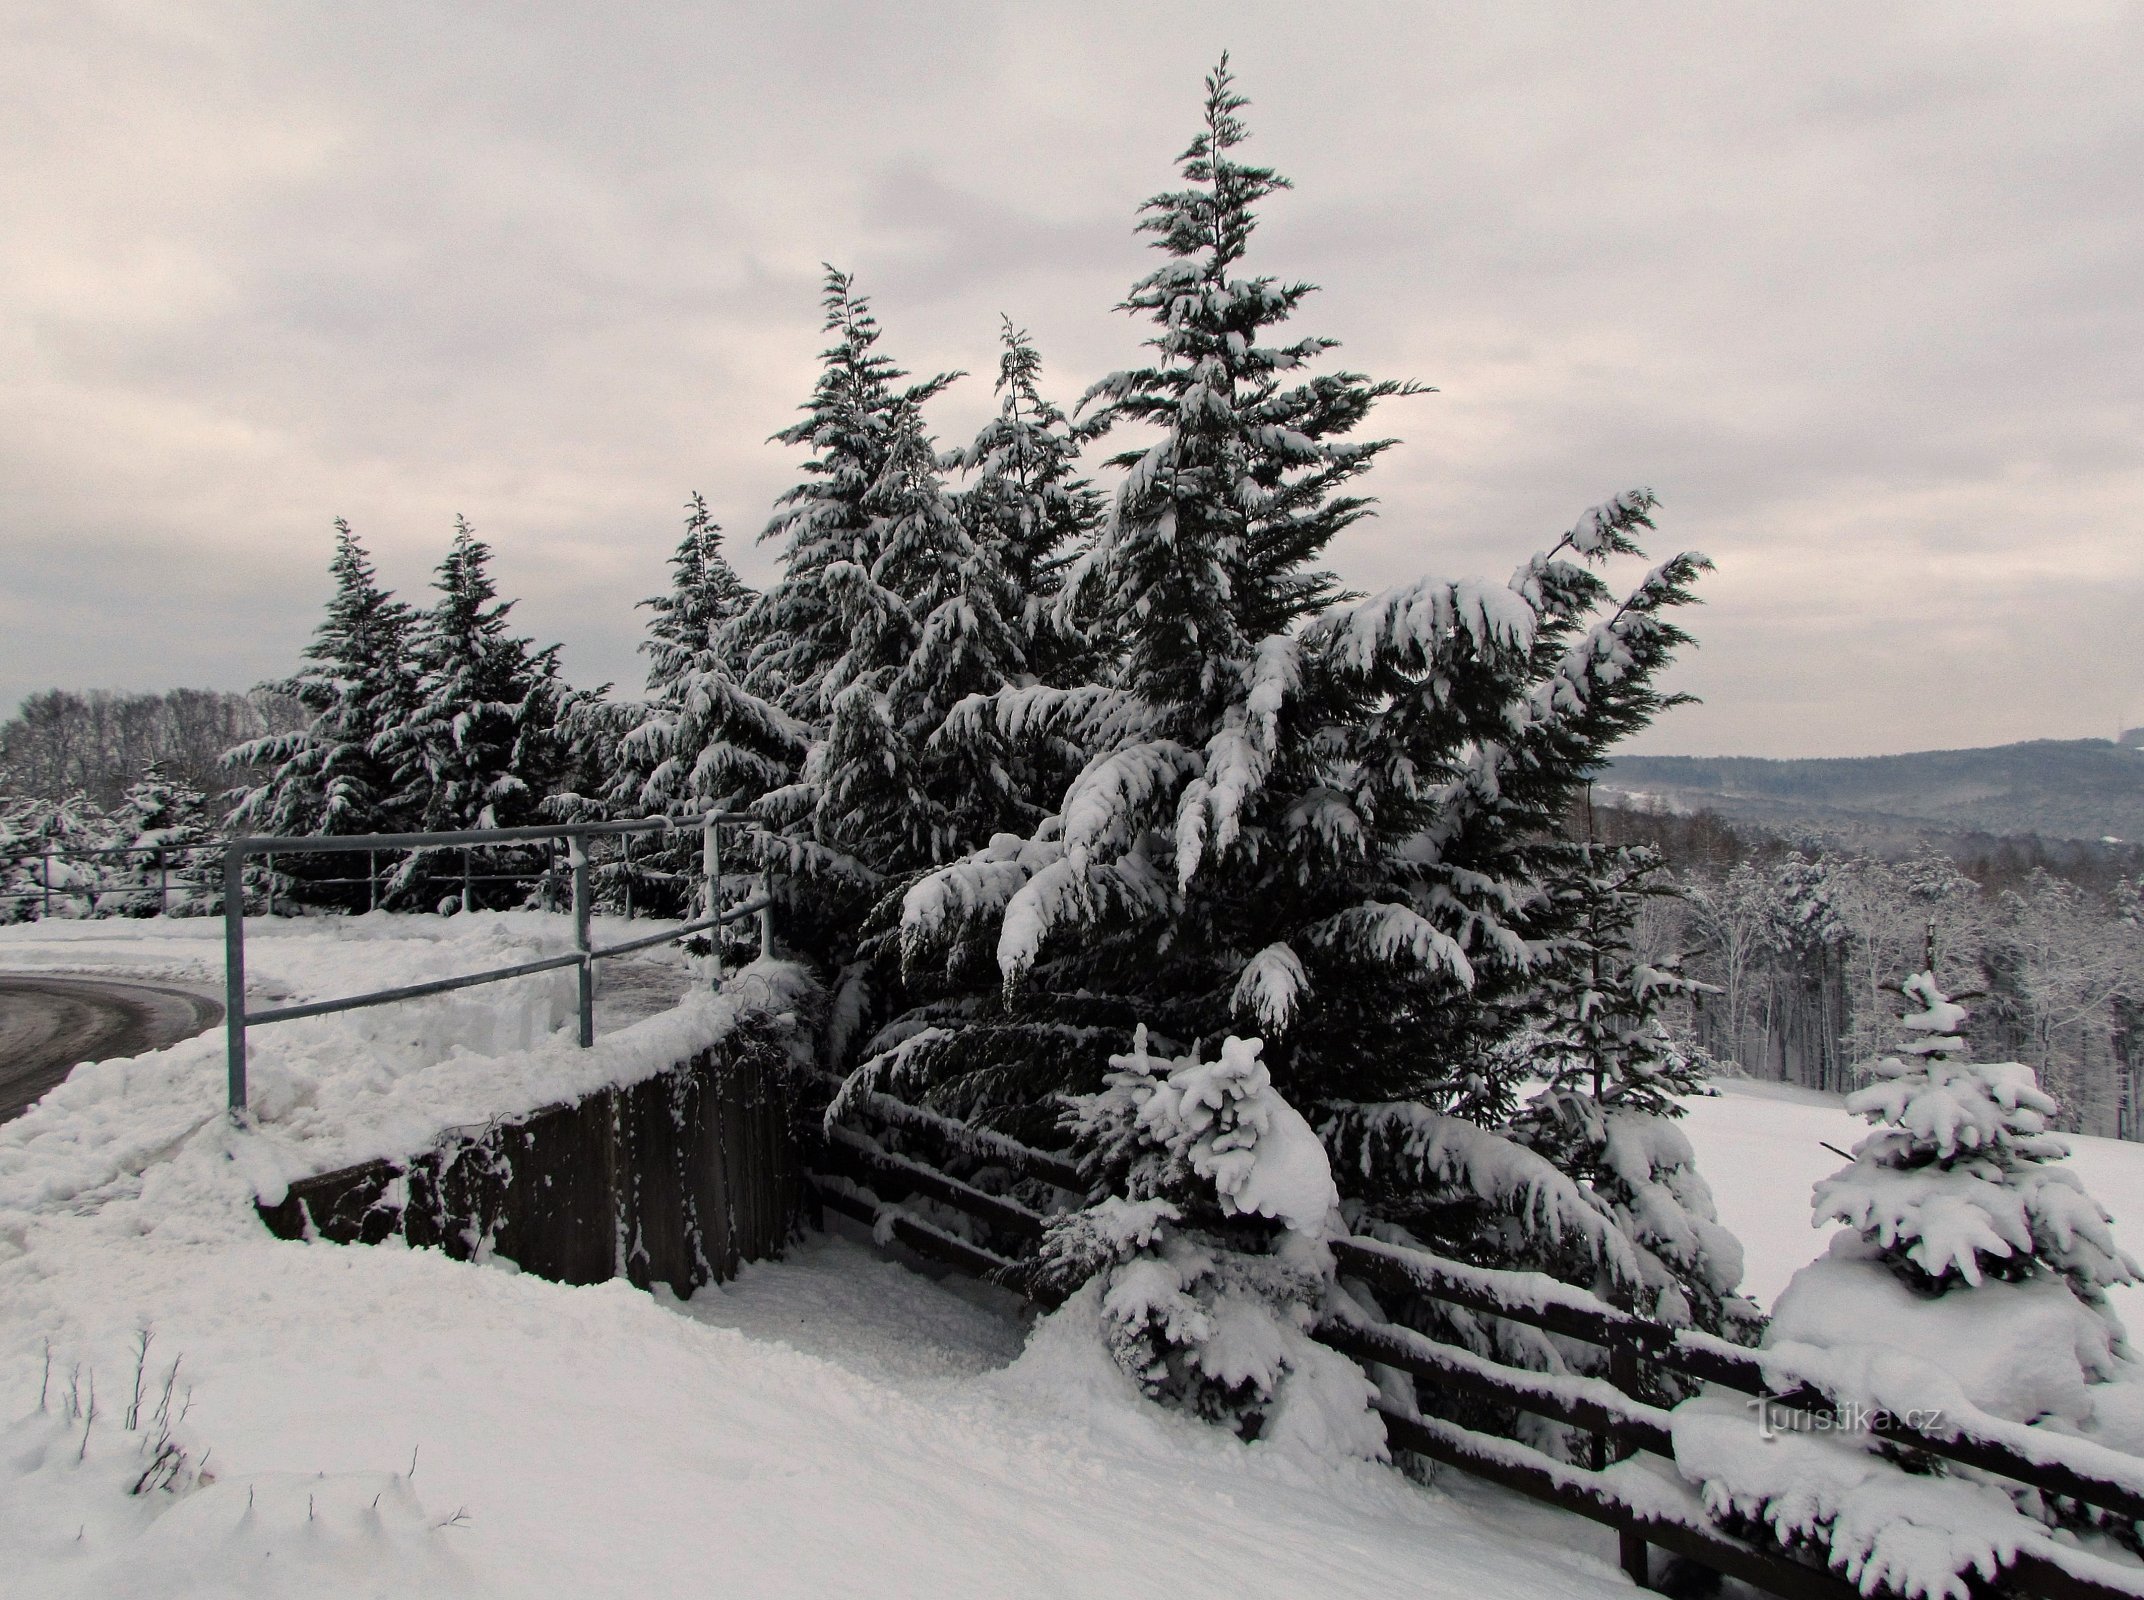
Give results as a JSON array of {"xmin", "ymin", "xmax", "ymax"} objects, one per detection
[{"xmin": 3, "ymin": 2, "xmax": 2139, "ymax": 757}]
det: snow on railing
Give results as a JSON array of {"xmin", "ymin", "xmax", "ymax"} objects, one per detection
[{"xmin": 221, "ymin": 813, "xmax": 776, "ymax": 1118}]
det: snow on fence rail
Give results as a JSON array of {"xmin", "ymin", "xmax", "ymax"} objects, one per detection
[
  {"xmin": 815, "ymin": 1083, "xmax": 2144, "ymax": 1600},
  {"xmin": 223, "ymin": 813, "xmax": 776, "ymax": 1117},
  {"xmin": 0, "ymin": 839, "xmax": 225, "ymax": 918}
]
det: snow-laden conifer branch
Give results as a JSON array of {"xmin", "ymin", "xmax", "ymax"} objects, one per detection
[{"xmin": 1321, "ymin": 1105, "xmax": 1644, "ymax": 1289}]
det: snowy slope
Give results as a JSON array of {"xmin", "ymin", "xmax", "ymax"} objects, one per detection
[
  {"xmin": 0, "ymin": 917, "xmax": 1640, "ymax": 1600},
  {"xmin": 2, "ymin": 1145, "xmax": 1641, "ymax": 1597},
  {"xmin": 12, "ymin": 913, "xmax": 2144, "ymax": 1599}
]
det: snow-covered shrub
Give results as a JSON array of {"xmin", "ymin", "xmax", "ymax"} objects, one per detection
[
  {"xmin": 1674, "ymin": 973, "xmax": 2144, "ymax": 1594},
  {"xmin": 1030, "ymin": 1028, "xmax": 1382, "ymax": 1459}
]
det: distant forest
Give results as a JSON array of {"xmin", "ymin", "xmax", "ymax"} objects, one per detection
[
  {"xmin": 1597, "ymin": 798, "xmax": 2144, "ymax": 1139},
  {"xmin": 0, "ymin": 687, "xmax": 305, "ymax": 808}
]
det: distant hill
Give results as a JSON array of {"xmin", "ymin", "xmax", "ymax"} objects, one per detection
[{"xmin": 1601, "ymin": 740, "xmax": 2144, "ymax": 844}]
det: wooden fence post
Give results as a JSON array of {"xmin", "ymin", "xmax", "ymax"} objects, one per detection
[
  {"xmin": 703, "ymin": 817, "xmax": 722, "ymax": 985},
  {"xmin": 1609, "ymin": 1330, "xmax": 1650, "ymax": 1589}
]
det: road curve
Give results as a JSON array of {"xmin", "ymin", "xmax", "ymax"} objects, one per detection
[{"xmin": 0, "ymin": 974, "xmax": 224, "ymax": 1123}]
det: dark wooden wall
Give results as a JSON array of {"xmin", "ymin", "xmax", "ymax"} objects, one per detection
[{"xmin": 257, "ymin": 1035, "xmax": 807, "ymax": 1295}]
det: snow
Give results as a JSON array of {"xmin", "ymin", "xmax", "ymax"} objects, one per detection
[
  {"xmin": 1769, "ymin": 1235, "xmax": 2119, "ymax": 1427},
  {"xmin": 1121, "ymin": 1032, "xmax": 1338, "ymax": 1234},
  {"xmin": 16, "ymin": 918, "xmax": 2144, "ymax": 1597},
  {"xmin": 0, "ymin": 1124, "xmax": 1652, "ymax": 1600},
  {"xmin": 0, "ymin": 913, "xmax": 797, "ymax": 1210},
  {"xmin": 1671, "ymin": 1388, "xmax": 2041, "ymax": 1600}
]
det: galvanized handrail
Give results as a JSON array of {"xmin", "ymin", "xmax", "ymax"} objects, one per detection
[
  {"xmin": 2, "ymin": 839, "xmax": 225, "ymax": 917},
  {"xmin": 221, "ymin": 812, "xmax": 771, "ymax": 1118}
]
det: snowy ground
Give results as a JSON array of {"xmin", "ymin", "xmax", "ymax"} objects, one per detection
[
  {"xmin": 10, "ymin": 918, "xmax": 2144, "ymax": 1597},
  {"xmin": 3, "ymin": 1169, "xmax": 1641, "ymax": 1598}
]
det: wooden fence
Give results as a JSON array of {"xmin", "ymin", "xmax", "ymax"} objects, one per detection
[
  {"xmin": 813, "ymin": 1081, "xmax": 2144, "ymax": 1600},
  {"xmin": 261, "ymin": 1034, "xmax": 806, "ymax": 1297}
]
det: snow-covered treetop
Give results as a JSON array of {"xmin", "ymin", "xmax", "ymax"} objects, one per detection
[{"xmin": 1068, "ymin": 55, "xmax": 1424, "ymax": 720}]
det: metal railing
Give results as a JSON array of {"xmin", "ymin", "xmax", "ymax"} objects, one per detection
[
  {"xmin": 1, "ymin": 841, "xmax": 224, "ymax": 918},
  {"xmin": 222, "ymin": 812, "xmax": 773, "ymax": 1118}
]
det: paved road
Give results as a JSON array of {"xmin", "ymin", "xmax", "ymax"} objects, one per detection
[{"xmin": 0, "ymin": 974, "xmax": 223, "ymax": 1123}]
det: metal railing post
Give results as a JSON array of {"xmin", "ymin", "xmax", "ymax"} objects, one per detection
[
  {"xmin": 157, "ymin": 848, "xmax": 169, "ymax": 917},
  {"xmin": 265, "ymin": 853, "xmax": 276, "ymax": 918},
  {"xmin": 571, "ymin": 836, "xmax": 594, "ymax": 1047},
  {"xmin": 759, "ymin": 869, "xmax": 773, "ymax": 962},
  {"xmin": 702, "ymin": 817, "xmax": 722, "ymax": 984},
  {"xmin": 621, "ymin": 833, "xmax": 633, "ymax": 921},
  {"xmin": 368, "ymin": 849, "xmax": 378, "ymax": 913},
  {"xmin": 225, "ymin": 845, "xmax": 248, "ymax": 1117},
  {"xmin": 461, "ymin": 846, "xmax": 473, "ymax": 915}
]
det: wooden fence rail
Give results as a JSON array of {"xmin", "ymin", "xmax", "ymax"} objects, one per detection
[{"xmin": 814, "ymin": 1082, "xmax": 2144, "ymax": 1600}]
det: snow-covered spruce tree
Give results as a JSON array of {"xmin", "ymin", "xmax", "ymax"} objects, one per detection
[
  {"xmin": 377, "ymin": 518, "xmax": 579, "ymax": 905},
  {"xmin": 593, "ymin": 494, "xmax": 805, "ymax": 919},
  {"xmin": 1, "ymin": 792, "xmax": 109, "ymax": 919},
  {"xmin": 227, "ymin": 521, "xmax": 416, "ymax": 874},
  {"xmin": 734, "ymin": 270, "xmax": 973, "ymax": 982},
  {"xmin": 790, "ymin": 392, "xmax": 1037, "ymax": 1062},
  {"xmin": 876, "ymin": 56, "xmax": 1421, "ymax": 1129},
  {"xmin": 869, "ymin": 68, "xmax": 1731, "ymax": 1465},
  {"xmin": 1025, "ymin": 1027, "xmax": 1384, "ymax": 1459},
  {"xmin": 886, "ymin": 64, "xmax": 1705, "ymax": 1162},
  {"xmin": 1672, "ymin": 974, "xmax": 2144, "ymax": 1593},
  {"xmin": 102, "ymin": 762, "xmax": 216, "ymax": 915},
  {"xmin": 1806, "ymin": 972, "xmax": 2137, "ymax": 1335},
  {"xmin": 744, "ymin": 269, "xmax": 955, "ymax": 726},
  {"xmin": 1509, "ymin": 842, "xmax": 1758, "ymax": 1350},
  {"xmin": 950, "ymin": 319, "xmax": 1106, "ymax": 685},
  {"xmin": 821, "ymin": 397, "xmax": 1030, "ymax": 872},
  {"xmin": 0, "ymin": 796, "xmax": 40, "ymax": 923}
]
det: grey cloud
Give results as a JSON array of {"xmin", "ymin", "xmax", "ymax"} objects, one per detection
[{"xmin": 2, "ymin": 1, "xmax": 2140, "ymax": 753}]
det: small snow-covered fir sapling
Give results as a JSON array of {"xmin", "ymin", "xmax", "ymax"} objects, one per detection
[
  {"xmin": 1028, "ymin": 1027, "xmax": 1384, "ymax": 1460},
  {"xmin": 1813, "ymin": 971, "xmax": 2138, "ymax": 1318},
  {"xmin": 1671, "ymin": 975, "xmax": 2144, "ymax": 1594}
]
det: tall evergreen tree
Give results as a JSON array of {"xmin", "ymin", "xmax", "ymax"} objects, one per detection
[
  {"xmin": 812, "ymin": 398, "xmax": 1029, "ymax": 874},
  {"xmin": 950, "ymin": 320, "xmax": 1105, "ymax": 683},
  {"xmin": 619, "ymin": 493, "xmax": 796, "ymax": 820},
  {"xmin": 605, "ymin": 494, "xmax": 806, "ymax": 917},
  {"xmin": 882, "ymin": 57, "xmax": 1429, "ymax": 1124},
  {"xmin": 382, "ymin": 517, "xmax": 577, "ymax": 846},
  {"xmin": 744, "ymin": 269, "xmax": 955, "ymax": 723},
  {"xmin": 879, "ymin": 64, "xmax": 1718, "ymax": 1372},
  {"xmin": 228, "ymin": 520, "xmax": 415, "ymax": 843}
]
